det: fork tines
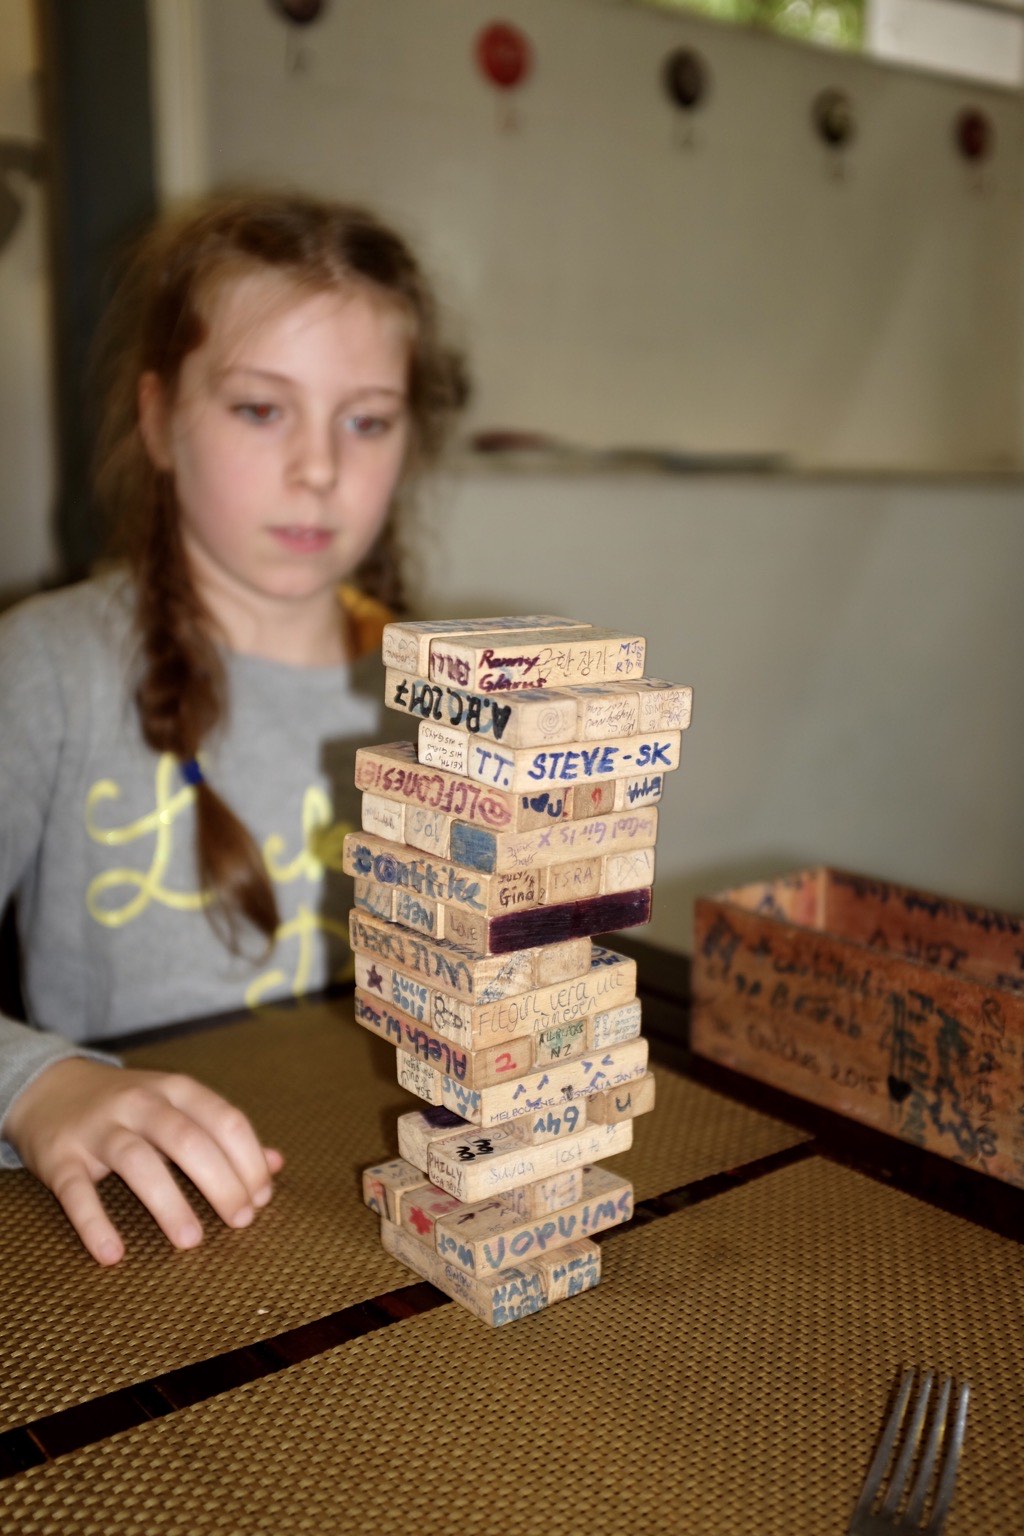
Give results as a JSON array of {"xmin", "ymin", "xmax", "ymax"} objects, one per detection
[{"xmin": 848, "ymin": 1369, "xmax": 970, "ymax": 1535}]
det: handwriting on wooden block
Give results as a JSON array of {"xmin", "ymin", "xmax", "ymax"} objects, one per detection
[
  {"xmin": 355, "ymin": 743, "xmax": 518, "ymax": 830},
  {"xmin": 396, "ymin": 1106, "xmax": 470, "ymax": 1172},
  {"xmin": 387, "ymin": 667, "xmax": 578, "ymax": 749},
  {"xmin": 495, "ymin": 1168, "xmax": 584, "ymax": 1218},
  {"xmin": 450, "ymin": 806, "xmax": 658, "ymax": 874},
  {"xmin": 380, "ymin": 1218, "xmax": 549, "ymax": 1326},
  {"xmin": 424, "ymin": 1118, "xmax": 633, "ymax": 1202},
  {"xmin": 613, "ymin": 775, "xmax": 665, "ymax": 810},
  {"xmin": 459, "ymin": 730, "xmax": 681, "ymax": 796},
  {"xmin": 354, "ymin": 945, "xmax": 626, "ymax": 1051},
  {"xmin": 361, "ymin": 792, "xmax": 406, "ymax": 843},
  {"xmin": 602, "ymin": 847, "xmax": 656, "ymax": 896},
  {"xmin": 417, "ymin": 720, "xmax": 470, "ymax": 776},
  {"xmin": 353, "ymin": 877, "xmax": 394, "ymax": 923},
  {"xmin": 587, "ymin": 998, "xmax": 643, "ymax": 1049},
  {"xmin": 541, "ymin": 1239, "xmax": 602, "ymax": 1304},
  {"xmin": 361, "ymin": 880, "xmax": 651, "ymax": 959},
  {"xmin": 585, "ymin": 1071, "xmax": 656, "ymax": 1124},
  {"xmin": 406, "ymin": 1038, "xmax": 649, "ymax": 1128},
  {"xmin": 429, "ymin": 627, "xmax": 646, "ymax": 692},
  {"xmin": 361, "ymin": 1157, "xmax": 431, "ymax": 1222},
  {"xmin": 397, "ymin": 1052, "xmax": 444, "ymax": 1105},
  {"xmin": 534, "ymin": 1017, "xmax": 588, "ymax": 1068},
  {"xmin": 382, "ymin": 616, "xmax": 579, "ymax": 676},
  {"xmin": 349, "ymin": 908, "xmax": 590, "ymax": 1002},
  {"xmin": 436, "ymin": 1173, "xmax": 622, "ymax": 1276},
  {"xmin": 398, "ymin": 1183, "xmax": 464, "ymax": 1245},
  {"xmin": 403, "ymin": 804, "xmax": 452, "ymax": 857}
]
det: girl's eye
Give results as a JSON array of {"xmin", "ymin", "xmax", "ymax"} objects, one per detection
[
  {"xmin": 233, "ymin": 402, "xmax": 281, "ymax": 424},
  {"xmin": 347, "ymin": 414, "xmax": 395, "ymax": 438}
]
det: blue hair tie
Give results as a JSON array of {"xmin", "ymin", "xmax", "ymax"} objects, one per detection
[{"xmin": 181, "ymin": 758, "xmax": 204, "ymax": 788}]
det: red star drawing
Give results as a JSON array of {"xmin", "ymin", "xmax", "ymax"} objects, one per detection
[
  {"xmin": 366, "ymin": 964, "xmax": 383, "ymax": 992},
  {"xmin": 408, "ymin": 1206, "xmax": 433, "ymax": 1235}
]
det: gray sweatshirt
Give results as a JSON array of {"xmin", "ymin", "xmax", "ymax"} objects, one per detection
[{"xmin": 0, "ymin": 571, "xmax": 386, "ymax": 1165}]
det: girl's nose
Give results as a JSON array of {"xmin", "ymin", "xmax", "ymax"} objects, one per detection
[{"xmin": 292, "ymin": 420, "xmax": 339, "ymax": 492}]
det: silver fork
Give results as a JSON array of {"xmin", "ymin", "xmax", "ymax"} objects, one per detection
[{"xmin": 848, "ymin": 1369, "xmax": 970, "ymax": 1535}]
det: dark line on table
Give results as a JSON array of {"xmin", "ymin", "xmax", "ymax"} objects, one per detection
[{"xmin": 0, "ymin": 1140, "xmax": 808, "ymax": 1481}]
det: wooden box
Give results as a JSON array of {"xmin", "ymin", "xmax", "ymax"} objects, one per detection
[{"xmin": 691, "ymin": 867, "xmax": 1024, "ymax": 1186}]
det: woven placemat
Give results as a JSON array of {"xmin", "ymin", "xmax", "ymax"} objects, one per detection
[
  {"xmin": 1, "ymin": 996, "xmax": 804, "ymax": 1430},
  {"xmin": 2, "ymin": 1157, "xmax": 1020, "ymax": 1534}
]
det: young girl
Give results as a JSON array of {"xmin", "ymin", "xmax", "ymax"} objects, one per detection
[{"xmin": 0, "ymin": 190, "xmax": 459, "ymax": 1266}]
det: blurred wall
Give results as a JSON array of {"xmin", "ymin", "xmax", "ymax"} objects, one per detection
[
  {"xmin": 168, "ymin": 0, "xmax": 1024, "ymax": 473},
  {"xmin": 0, "ymin": 0, "xmax": 56, "ymax": 600}
]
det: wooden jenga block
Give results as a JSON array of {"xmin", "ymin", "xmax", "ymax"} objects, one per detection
[
  {"xmin": 360, "ymin": 792, "xmax": 406, "ymax": 843},
  {"xmin": 379, "ymin": 1219, "xmax": 553, "ymax": 1326},
  {"xmin": 571, "ymin": 781, "xmax": 618, "ymax": 819},
  {"xmin": 357, "ymin": 987, "xmax": 639, "ymax": 1093},
  {"xmin": 456, "ymin": 730, "xmax": 681, "ymax": 796},
  {"xmin": 348, "ymin": 908, "xmax": 590, "ymax": 1002},
  {"xmin": 354, "ymin": 878, "xmax": 445, "ymax": 941},
  {"xmin": 352, "ymin": 878, "xmax": 394, "ymax": 923},
  {"xmin": 398, "ymin": 1183, "xmax": 464, "ymax": 1244},
  {"xmin": 394, "ymin": 1106, "xmax": 469, "ymax": 1171},
  {"xmin": 390, "ymin": 1218, "xmax": 604, "ymax": 1319},
  {"xmin": 403, "ymin": 804, "xmax": 452, "ymax": 857},
  {"xmin": 355, "ymin": 945, "xmax": 633, "ymax": 1051},
  {"xmin": 585, "ymin": 1071, "xmax": 657, "ymax": 1124},
  {"xmin": 400, "ymin": 1038, "xmax": 650, "ymax": 1127},
  {"xmin": 354, "ymin": 743, "xmax": 520, "ymax": 832},
  {"xmin": 417, "ymin": 721, "xmax": 469, "ymax": 776},
  {"xmin": 613, "ymin": 774, "xmax": 665, "ymax": 810},
  {"xmin": 376, "ymin": 884, "xmax": 652, "ymax": 960},
  {"xmin": 534, "ymin": 1017, "xmax": 588, "ymax": 1067},
  {"xmin": 494, "ymin": 1168, "xmax": 584, "ymax": 1218},
  {"xmin": 535, "ymin": 935, "xmax": 592, "ymax": 983},
  {"xmin": 353, "ymin": 989, "xmax": 466, "ymax": 1080},
  {"xmin": 381, "ymin": 616, "xmax": 579, "ymax": 676},
  {"xmin": 449, "ymin": 806, "xmax": 658, "ymax": 874},
  {"xmin": 423, "ymin": 1118, "xmax": 633, "ymax": 1202},
  {"xmin": 385, "ymin": 668, "xmax": 579, "ymax": 748},
  {"xmin": 512, "ymin": 788, "xmax": 575, "ymax": 829},
  {"xmin": 542, "ymin": 1240, "xmax": 602, "ymax": 1304},
  {"xmin": 428, "ymin": 627, "xmax": 646, "ymax": 691},
  {"xmin": 499, "ymin": 1101, "xmax": 590, "ymax": 1145},
  {"xmin": 572, "ymin": 684, "xmax": 640, "ymax": 740},
  {"xmin": 343, "ymin": 831, "xmax": 545, "ymax": 919},
  {"xmin": 542, "ymin": 857, "xmax": 603, "ymax": 906},
  {"xmin": 634, "ymin": 678, "xmax": 693, "ymax": 732},
  {"xmin": 397, "ymin": 1053, "xmax": 445, "ymax": 1105},
  {"xmin": 361, "ymin": 1157, "xmax": 430, "ymax": 1221},
  {"xmin": 434, "ymin": 1165, "xmax": 633, "ymax": 1277},
  {"xmin": 386, "ymin": 667, "xmax": 691, "ymax": 746},
  {"xmin": 602, "ymin": 847, "xmax": 656, "ymax": 895},
  {"xmin": 587, "ymin": 998, "xmax": 643, "ymax": 1049}
]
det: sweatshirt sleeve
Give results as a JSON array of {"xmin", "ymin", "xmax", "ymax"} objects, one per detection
[{"xmin": 0, "ymin": 598, "xmax": 120, "ymax": 1168}]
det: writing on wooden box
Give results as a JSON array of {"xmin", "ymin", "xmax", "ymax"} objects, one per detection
[{"xmin": 691, "ymin": 868, "xmax": 1024, "ymax": 1187}]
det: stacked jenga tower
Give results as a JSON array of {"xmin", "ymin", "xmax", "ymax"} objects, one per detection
[{"xmin": 344, "ymin": 617, "xmax": 692, "ymax": 1326}]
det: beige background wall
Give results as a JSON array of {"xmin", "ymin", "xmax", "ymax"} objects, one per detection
[{"xmin": 0, "ymin": 0, "xmax": 56, "ymax": 599}]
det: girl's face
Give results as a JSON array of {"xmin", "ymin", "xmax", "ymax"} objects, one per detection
[{"xmin": 140, "ymin": 269, "xmax": 411, "ymax": 654}]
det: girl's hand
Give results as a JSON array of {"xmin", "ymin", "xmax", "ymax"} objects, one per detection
[{"xmin": 2, "ymin": 1058, "xmax": 284, "ymax": 1265}]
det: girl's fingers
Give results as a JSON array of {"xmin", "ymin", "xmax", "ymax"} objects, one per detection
[
  {"xmin": 50, "ymin": 1165, "xmax": 126, "ymax": 1267},
  {"xmin": 136, "ymin": 1107, "xmax": 256, "ymax": 1233},
  {"xmin": 104, "ymin": 1132, "xmax": 210, "ymax": 1249},
  {"xmin": 157, "ymin": 1075, "xmax": 277, "ymax": 1208}
]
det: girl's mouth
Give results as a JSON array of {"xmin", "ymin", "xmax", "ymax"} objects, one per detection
[{"xmin": 269, "ymin": 526, "xmax": 335, "ymax": 553}]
